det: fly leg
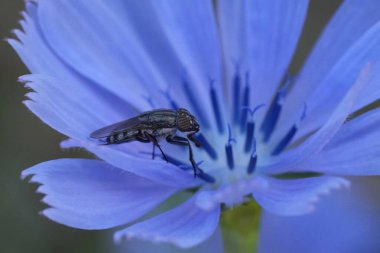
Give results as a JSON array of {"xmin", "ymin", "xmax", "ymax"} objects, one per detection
[
  {"xmin": 166, "ymin": 135, "xmax": 202, "ymax": 177},
  {"xmin": 144, "ymin": 132, "xmax": 169, "ymax": 163},
  {"xmin": 135, "ymin": 135, "xmax": 155, "ymax": 159},
  {"xmin": 187, "ymin": 133, "xmax": 201, "ymax": 147}
]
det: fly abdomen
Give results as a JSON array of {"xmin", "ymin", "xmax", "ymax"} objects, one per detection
[{"xmin": 107, "ymin": 130, "xmax": 139, "ymax": 144}]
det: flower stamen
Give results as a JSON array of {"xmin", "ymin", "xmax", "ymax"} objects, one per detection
[
  {"xmin": 161, "ymin": 88, "xmax": 179, "ymax": 109},
  {"xmin": 196, "ymin": 133, "xmax": 218, "ymax": 160},
  {"xmin": 197, "ymin": 170, "xmax": 216, "ymax": 183},
  {"xmin": 210, "ymin": 79, "xmax": 224, "ymax": 133},
  {"xmin": 247, "ymin": 138, "xmax": 257, "ymax": 174},
  {"xmin": 225, "ymin": 124, "xmax": 236, "ymax": 170},
  {"xmin": 172, "ymin": 156, "xmax": 216, "ymax": 183},
  {"xmin": 271, "ymin": 103, "xmax": 307, "ymax": 156},
  {"xmin": 143, "ymin": 94, "xmax": 156, "ymax": 109},
  {"xmin": 261, "ymin": 74, "xmax": 292, "ymax": 142},
  {"xmin": 243, "ymin": 104, "xmax": 265, "ymax": 153},
  {"xmin": 233, "ymin": 70, "xmax": 241, "ymax": 125},
  {"xmin": 245, "ymin": 121, "xmax": 255, "ymax": 153},
  {"xmin": 182, "ymin": 79, "xmax": 210, "ymax": 129},
  {"xmin": 240, "ymin": 72, "xmax": 251, "ymax": 132}
]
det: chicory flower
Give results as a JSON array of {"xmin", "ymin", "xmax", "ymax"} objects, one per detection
[{"xmin": 10, "ymin": 0, "xmax": 380, "ymax": 250}]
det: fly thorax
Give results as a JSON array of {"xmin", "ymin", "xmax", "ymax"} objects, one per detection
[{"xmin": 153, "ymin": 128, "xmax": 177, "ymax": 140}]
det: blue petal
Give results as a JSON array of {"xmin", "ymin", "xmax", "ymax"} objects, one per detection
[
  {"xmin": 81, "ymin": 140, "xmax": 202, "ymax": 188},
  {"xmin": 263, "ymin": 65, "xmax": 371, "ymax": 174},
  {"xmin": 21, "ymin": 75, "xmax": 138, "ymax": 141},
  {"xmin": 114, "ymin": 194, "xmax": 220, "ymax": 249},
  {"xmin": 9, "ymin": 2, "xmax": 61, "ymax": 74},
  {"xmin": 115, "ymin": 227, "xmax": 223, "ymax": 253},
  {"xmin": 355, "ymin": 63, "xmax": 380, "ymax": 110},
  {"xmin": 217, "ymin": 0, "xmax": 309, "ymax": 114},
  {"xmin": 9, "ymin": 2, "xmax": 141, "ymax": 114},
  {"xmin": 21, "ymin": 75, "xmax": 197, "ymax": 187},
  {"xmin": 258, "ymin": 177, "xmax": 380, "ymax": 253},
  {"xmin": 252, "ymin": 176, "xmax": 350, "ymax": 216},
  {"xmin": 298, "ymin": 108, "xmax": 380, "ymax": 175},
  {"xmin": 37, "ymin": 0, "xmax": 221, "ymax": 119},
  {"xmin": 22, "ymin": 159, "xmax": 177, "ymax": 229},
  {"xmin": 276, "ymin": 0, "xmax": 380, "ymax": 143}
]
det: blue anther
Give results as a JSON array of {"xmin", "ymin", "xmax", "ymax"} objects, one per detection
[
  {"xmin": 240, "ymin": 72, "xmax": 250, "ymax": 132},
  {"xmin": 161, "ymin": 88, "xmax": 179, "ymax": 109},
  {"xmin": 227, "ymin": 124, "xmax": 236, "ymax": 144},
  {"xmin": 177, "ymin": 161, "xmax": 215, "ymax": 183},
  {"xmin": 178, "ymin": 160, "xmax": 204, "ymax": 171},
  {"xmin": 165, "ymin": 155, "xmax": 183, "ymax": 166},
  {"xmin": 143, "ymin": 95, "xmax": 155, "ymax": 109},
  {"xmin": 247, "ymin": 136, "xmax": 257, "ymax": 174},
  {"xmin": 233, "ymin": 73, "xmax": 241, "ymax": 125},
  {"xmin": 271, "ymin": 126, "xmax": 297, "ymax": 156},
  {"xmin": 300, "ymin": 102, "xmax": 307, "ymax": 121},
  {"xmin": 261, "ymin": 74, "xmax": 293, "ymax": 142},
  {"xmin": 271, "ymin": 103, "xmax": 307, "ymax": 156},
  {"xmin": 226, "ymin": 124, "xmax": 235, "ymax": 169},
  {"xmin": 225, "ymin": 144, "xmax": 234, "ymax": 170},
  {"xmin": 247, "ymin": 154, "xmax": 257, "ymax": 174},
  {"xmin": 178, "ymin": 164, "xmax": 191, "ymax": 171},
  {"xmin": 242, "ymin": 104, "xmax": 265, "ymax": 153},
  {"xmin": 143, "ymin": 153, "xmax": 185, "ymax": 166},
  {"xmin": 182, "ymin": 80, "xmax": 210, "ymax": 128},
  {"xmin": 210, "ymin": 80, "xmax": 224, "ymax": 133},
  {"xmin": 244, "ymin": 121, "xmax": 255, "ymax": 153},
  {"xmin": 170, "ymin": 101, "xmax": 179, "ymax": 110},
  {"xmin": 196, "ymin": 133, "xmax": 218, "ymax": 160},
  {"xmin": 197, "ymin": 170, "xmax": 216, "ymax": 183}
]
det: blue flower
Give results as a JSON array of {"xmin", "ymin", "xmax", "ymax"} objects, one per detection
[
  {"xmin": 259, "ymin": 177, "xmax": 380, "ymax": 253},
  {"xmin": 10, "ymin": 0, "xmax": 380, "ymax": 250}
]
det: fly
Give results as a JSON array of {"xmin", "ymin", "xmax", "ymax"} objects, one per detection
[{"xmin": 90, "ymin": 108, "xmax": 203, "ymax": 176}]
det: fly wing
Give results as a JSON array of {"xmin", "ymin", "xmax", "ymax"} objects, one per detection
[
  {"xmin": 90, "ymin": 116, "xmax": 143, "ymax": 139},
  {"xmin": 90, "ymin": 109, "xmax": 177, "ymax": 140}
]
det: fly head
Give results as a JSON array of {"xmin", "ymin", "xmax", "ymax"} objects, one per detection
[{"xmin": 177, "ymin": 108, "xmax": 200, "ymax": 134}]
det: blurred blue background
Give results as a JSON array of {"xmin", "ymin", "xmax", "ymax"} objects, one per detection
[{"xmin": 1, "ymin": 0, "xmax": 380, "ymax": 253}]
